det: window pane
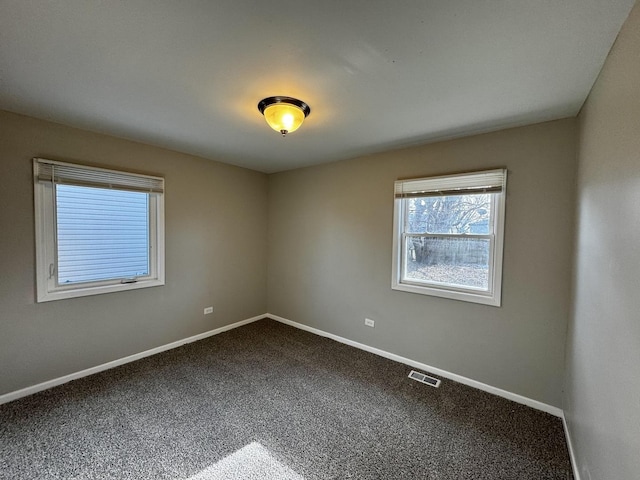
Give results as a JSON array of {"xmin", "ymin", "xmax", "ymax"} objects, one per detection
[
  {"xmin": 404, "ymin": 236, "xmax": 490, "ymax": 290},
  {"xmin": 405, "ymin": 194, "xmax": 492, "ymax": 234},
  {"xmin": 56, "ymin": 185, "xmax": 150, "ymax": 284}
]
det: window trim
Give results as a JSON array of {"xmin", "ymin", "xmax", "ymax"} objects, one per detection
[
  {"xmin": 34, "ymin": 158, "xmax": 165, "ymax": 302},
  {"xmin": 391, "ymin": 169, "xmax": 507, "ymax": 307}
]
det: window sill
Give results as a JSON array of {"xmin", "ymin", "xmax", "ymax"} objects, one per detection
[
  {"xmin": 391, "ymin": 281, "xmax": 501, "ymax": 306},
  {"xmin": 36, "ymin": 278, "xmax": 165, "ymax": 303}
]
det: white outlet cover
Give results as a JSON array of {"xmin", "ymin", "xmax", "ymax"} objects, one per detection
[
  {"xmin": 204, "ymin": 307, "xmax": 213, "ymax": 315},
  {"xmin": 364, "ymin": 318, "xmax": 375, "ymax": 327}
]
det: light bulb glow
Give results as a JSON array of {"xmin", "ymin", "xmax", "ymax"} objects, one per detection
[
  {"xmin": 263, "ymin": 103, "xmax": 305, "ymax": 135},
  {"xmin": 282, "ymin": 113, "xmax": 294, "ymax": 130}
]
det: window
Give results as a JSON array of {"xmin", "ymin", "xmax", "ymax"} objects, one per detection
[
  {"xmin": 392, "ymin": 169, "xmax": 506, "ymax": 306},
  {"xmin": 33, "ymin": 158, "xmax": 165, "ymax": 302}
]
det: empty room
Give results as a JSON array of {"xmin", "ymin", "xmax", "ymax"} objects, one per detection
[{"xmin": 1, "ymin": 1, "xmax": 638, "ymax": 479}]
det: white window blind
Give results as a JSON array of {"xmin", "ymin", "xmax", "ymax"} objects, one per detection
[
  {"xmin": 395, "ymin": 169, "xmax": 506, "ymax": 198},
  {"xmin": 35, "ymin": 158, "xmax": 164, "ymax": 193}
]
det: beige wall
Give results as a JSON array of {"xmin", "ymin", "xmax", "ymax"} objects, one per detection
[
  {"xmin": 1, "ymin": 109, "xmax": 577, "ymax": 410},
  {"xmin": 566, "ymin": 2, "xmax": 640, "ymax": 478},
  {"xmin": 0, "ymin": 110, "xmax": 268, "ymax": 395},
  {"xmin": 0, "ymin": 109, "xmax": 579, "ymax": 411},
  {"xmin": 268, "ymin": 118, "xmax": 577, "ymax": 407}
]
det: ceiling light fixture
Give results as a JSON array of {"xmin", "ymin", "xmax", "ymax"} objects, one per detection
[{"xmin": 258, "ymin": 96, "xmax": 310, "ymax": 137}]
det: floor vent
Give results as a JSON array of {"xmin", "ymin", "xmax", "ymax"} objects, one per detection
[{"xmin": 408, "ymin": 370, "xmax": 441, "ymax": 388}]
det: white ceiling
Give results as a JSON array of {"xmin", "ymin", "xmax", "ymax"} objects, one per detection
[{"xmin": 0, "ymin": 1, "xmax": 635, "ymax": 173}]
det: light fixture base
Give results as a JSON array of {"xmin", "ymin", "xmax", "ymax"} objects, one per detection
[{"xmin": 257, "ymin": 96, "xmax": 311, "ymax": 117}]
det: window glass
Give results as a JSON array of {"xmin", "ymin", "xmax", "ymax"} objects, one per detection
[
  {"xmin": 56, "ymin": 185, "xmax": 150, "ymax": 284},
  {"xmin": 405, "ymin": 194, "xmax": 492, "ymax": 234},
  {"xmin": 403, "ymin": 236, "xmax": 490, "ymax": 290}
]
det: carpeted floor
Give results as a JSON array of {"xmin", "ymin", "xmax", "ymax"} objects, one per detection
[{"xmin": 0, "ymin": 319, "xmax": 573, "ymax": 479}]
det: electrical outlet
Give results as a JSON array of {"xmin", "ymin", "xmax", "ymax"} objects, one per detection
[
  {"xmin": 204, "ymin": 306, "xmax": 213, "ymax": 315},
  {"xmin": 364, "ymin": 318, "xmax": 375, "ymax": 328}
]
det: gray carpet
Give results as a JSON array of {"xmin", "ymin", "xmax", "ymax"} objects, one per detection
[{"xmin": 0, "ymin": 319, "xmax": 573, "ymax": 479}]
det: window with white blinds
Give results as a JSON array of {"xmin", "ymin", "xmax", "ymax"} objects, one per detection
[
  {"xmin": 392, "ymin": 169, "xmax": 507, "ymax": 306},
  {"xmin": 34, "ymin": 158, "xmax": 165, "ymax": 302}
]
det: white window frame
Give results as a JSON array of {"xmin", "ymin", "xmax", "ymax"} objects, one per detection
[
  {"xmin": 33, "ymin": 158, "xmax": 165, "ymax": 302},
  {"xmin": 392, "ymin": 169, "xmax": 507, "ymax": 306}
]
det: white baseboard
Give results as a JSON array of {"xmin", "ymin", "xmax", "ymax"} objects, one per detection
[
  {"xmin": 266, "ymin": 313, "xmax": 563, "ymax": 417},
  {"xmin": 0, "ymin": 314, "xmax": 264, "ymax": 406},
  {"xmin": 1, "ymin": 312, "xmax": 564, "ymax": 419},
  {"xmin": 562, "ymin": 412, "xmax": 581, "ymax": 480}
]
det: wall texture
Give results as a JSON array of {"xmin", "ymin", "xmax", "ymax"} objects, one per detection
[
  {"xmin": 0, "ymin": 110, "xmax": 268, "ymax": 395},
  {"xmin": 565, "ymin": 2, "xmax": 640, "ymax": 478},
  {"xmin": 268, "ymin": 118, "xmax": 577, "ymax": 407}
]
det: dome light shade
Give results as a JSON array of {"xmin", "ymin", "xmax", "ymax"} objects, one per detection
[{"xmin": 258, "ymin": 96, "xmax": 310, "ymax": 136}]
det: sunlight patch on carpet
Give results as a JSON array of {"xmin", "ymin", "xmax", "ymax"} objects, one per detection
[{"xmin": 185, "ymin": 442, "xmax": 305, "ymax": 480}]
